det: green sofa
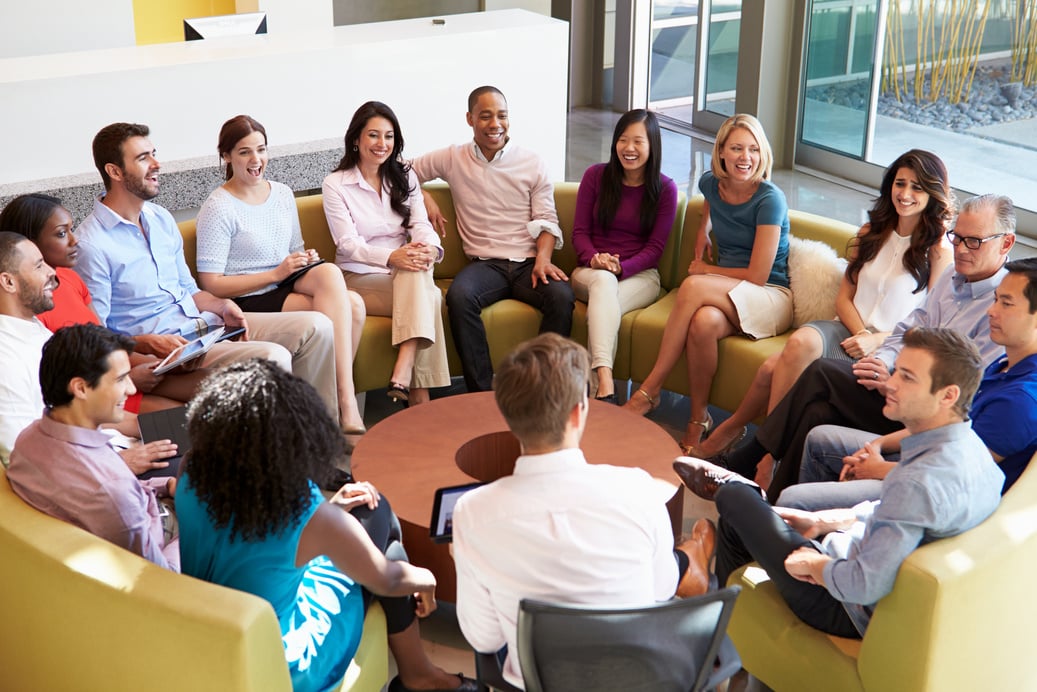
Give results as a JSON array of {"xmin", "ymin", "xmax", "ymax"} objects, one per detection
[{"xmin": 178, "ymin": 183, "xmax": 857, "ymax": 409}]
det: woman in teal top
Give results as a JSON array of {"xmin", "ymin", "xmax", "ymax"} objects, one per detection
[
  {"xmin": 625, "ymin": 113, "xmax": 792, "ymax": 453},
  {"xmin": 177, "ymin": 360, "xmax": 477, "ymax": 692}
]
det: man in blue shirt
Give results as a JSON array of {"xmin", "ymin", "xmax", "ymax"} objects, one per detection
[
  {"xmin": 675, "ymin": 327, "xmax": 1004, "ymax": 637},
  {"xmin": 721, "ymin": 194, "xmax": 1016, "ymax": 499},
  {"xmin": 74, "ymin": 123, "xmax": 338, "ymax": 418}
]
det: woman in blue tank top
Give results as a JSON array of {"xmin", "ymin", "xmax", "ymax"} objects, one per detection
[{"xmin": 176, "ymin": 359, "xmax": 476, "ymax": 692}]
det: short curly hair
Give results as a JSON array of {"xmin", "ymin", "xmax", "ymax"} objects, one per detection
[{"xmin": 184, "ymin": 359, "xmax": 345, "ymax": 541}]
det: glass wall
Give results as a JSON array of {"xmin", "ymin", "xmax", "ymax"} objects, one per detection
[
  {"xmin": 648, "ymin": 1, "xmax": 740, "ymax": 126},
  {"xmin": 798, "ymin": 0, "xmax": 1037, "ymax": 219}
]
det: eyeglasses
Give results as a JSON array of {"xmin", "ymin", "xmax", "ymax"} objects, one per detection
[{"xmin": 946, "ymin": 231, "xmax": 1006, "ymax": 250}]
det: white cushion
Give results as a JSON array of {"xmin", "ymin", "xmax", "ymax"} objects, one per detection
[{"xmin": 787, "ymin": 237, "xmax": 847, "ymax": 327}]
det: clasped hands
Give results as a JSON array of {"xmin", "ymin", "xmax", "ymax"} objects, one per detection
[
  {"xmin": 389, "ymin": 242, "xmax": 437, "ymax": 272},
  {"xmin": 590, "ymin": 252, "xmax": 621, "ymax": 275},
  {"xmin": 852, "ymin": 356, "xmax": 890, "ymax": 391}
]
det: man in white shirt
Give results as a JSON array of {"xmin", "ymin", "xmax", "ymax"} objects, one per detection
[
  {"xmin": 452, "ymin": 333, "xmax": 714, "ymax": 689},
  {"xmin": 413, "ymin": 87, "xmax": 574, "ymax": 392},
  {"xmin": 0, "ymin": 232, "xmax": 57, "ymax": 460}
]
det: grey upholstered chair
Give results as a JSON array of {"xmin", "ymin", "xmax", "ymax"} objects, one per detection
[{"xmin": 514, "ymin": 587, "xmax": 741, "ymax": 692}]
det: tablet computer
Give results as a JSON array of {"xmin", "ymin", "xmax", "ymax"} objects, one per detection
[
  {"xmin": 136, "ymin": 405, "xmax": 189, "ymax": 479},
  {"xmin": 154, "ymin": 327, "xmax": 226, "ymax": 375},
  {"xmin": 429, "ymin": 482, "xmax": 484, "ymax": 543},
  {"xmin": 278, "ymin": 259, "xmax": 326, "ymax": 288}
]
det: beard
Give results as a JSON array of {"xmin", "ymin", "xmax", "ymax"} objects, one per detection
[{"xmin": 123, "ymin": 171, "xmax": 159, "ymax": 201}]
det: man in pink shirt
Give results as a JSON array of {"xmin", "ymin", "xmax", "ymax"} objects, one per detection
[
  {"xmin": 7, "ymin": 323, "xmax": 179, "ymax": 571},
  {"xmin": 413, "ymin": 86, "xmax": 574, "ymax": 392}
]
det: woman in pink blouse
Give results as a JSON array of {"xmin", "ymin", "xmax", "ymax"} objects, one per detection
[{"xmin": 322, "ymin": 102, "xmax": 449, "ymax": 406}]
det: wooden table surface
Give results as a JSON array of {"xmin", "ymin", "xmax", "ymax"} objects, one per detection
[{"xmin": 352, "ymin": 391, "xmax": 684, "ymax": 601}]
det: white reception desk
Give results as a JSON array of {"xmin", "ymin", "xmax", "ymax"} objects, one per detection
[{"xmin": 0, "ymin": 9, "xmax": 569, "ymax": 216}]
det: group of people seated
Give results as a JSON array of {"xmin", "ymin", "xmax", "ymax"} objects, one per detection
[{"xmin": 0, "ymin": 79, "xmax": 1032, "ymax": 691}]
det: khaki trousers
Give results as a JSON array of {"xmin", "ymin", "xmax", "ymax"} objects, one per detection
[
  {"xmin": 344, "ymin": 270, "xmax": 450, "ymax": 389},
  {"xmin": 570, "ymin": 267, "xmax": 661, "ymax": 370}
]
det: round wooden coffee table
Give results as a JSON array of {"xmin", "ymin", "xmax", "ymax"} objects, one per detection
[{"xmin": 352, "ymin": 391, "xmax": 683, "ymax": 601}]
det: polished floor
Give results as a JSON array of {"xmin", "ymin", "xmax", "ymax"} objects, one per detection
[{"xmin": 360, "ymin": 107, "xmax": 881, "ymax": 691}]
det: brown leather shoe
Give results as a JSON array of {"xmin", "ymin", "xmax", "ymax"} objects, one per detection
[
  {"xmin": 673, "ymin": 457, "xmax": 744, "ymax": 502},
  {"xmin": 675, "ymin": 518, "xmax": 716, "ymax": 598}
]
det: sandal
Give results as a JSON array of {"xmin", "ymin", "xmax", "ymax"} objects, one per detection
[
  {"xmin": 682, "ymin": 424, "xmax": 747, "ymax": 458},
  {"xmin": 633, "ymin": 388, "xmax": 659, "ymax": 412},
  {"xmin": 679, "ymin": 412, "xmax": 714, "ymax": 455},
  {"xmin": 387, "ymin": 382, "xmax": 410, "ymax": 404}
]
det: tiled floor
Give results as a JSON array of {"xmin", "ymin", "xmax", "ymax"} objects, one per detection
[{"xmin": 357, "ymin": 108, "xmax": 880, "ymax": 691}]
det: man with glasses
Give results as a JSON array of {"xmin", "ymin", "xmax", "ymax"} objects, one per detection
[{"xmin": 715, "ymin": 194, "xmax": 1015, "ymax": 499}]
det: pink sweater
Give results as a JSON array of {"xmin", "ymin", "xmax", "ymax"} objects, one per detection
[{"xmin": 412, "ymin": 141, "xmax": 561, "ymax": 260}]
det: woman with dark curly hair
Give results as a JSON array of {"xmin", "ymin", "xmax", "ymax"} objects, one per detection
[
  {"xmin": 691, "ymin": 150, "xmax": 954, "ymax": 468},
  {"xmin": 176, "ymin": 359, "xmax": 476, "ymax": 692},
  {"xmin": 322, "ymin": 101, "xmax": 449, "ymax": 406}
]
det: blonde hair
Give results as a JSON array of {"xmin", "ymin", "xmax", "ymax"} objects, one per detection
[{"xmin": 710, "ymin": 113, "xmax": 773, "ymax": 183}]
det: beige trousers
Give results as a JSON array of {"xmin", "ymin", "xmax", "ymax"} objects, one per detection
[
  {"xmin": 571, "ymin": 267, "xmax": 661, "ymax": 370},
  {"xmin": 343, "ymin": 269, "xmax": 451, "ymax": 389},
  {"xmin": 201, "ymin": 310, "xmax": 338, "ymax": 418}
]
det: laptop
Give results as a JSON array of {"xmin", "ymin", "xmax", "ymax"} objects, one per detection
[
  {"xmin": 136, "ymin": 405, "xmax": 190, "ymax": 480},
  {"xmin": 429, "ymin": 482, "xmax": 484, "ymax": 543}
]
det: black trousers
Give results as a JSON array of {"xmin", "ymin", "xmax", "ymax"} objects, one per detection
[
  {"xmin": 445, "ymin": 258, "xmax": 575, "ymax": 392},
  {"xmin": 728, "ymin": 358, "xmax": 903, "ymax": 500},
  {"xmin": 715, "ymin": 482, "xmax": 859, "ymax": 638},
  {"xmin": 352, "ymin": 496, "xmax": 415, "ymax": 635}
]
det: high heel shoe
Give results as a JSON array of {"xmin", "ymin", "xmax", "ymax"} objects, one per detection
[
  {"xmin": 682, "ymin": 423, "xmax": 747, "ymax": 458},
  {"xmin": 679, "ymin": 412, "xmax": 714, "ymax": 455},
  {"xmin": 387, "ymin": 382, "xmax": 410, "ymax": 405},
  {"xmin": 625, "ymin": 388, "xmax": 659, "ymax": 415}
]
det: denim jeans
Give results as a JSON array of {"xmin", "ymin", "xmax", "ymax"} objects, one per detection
[
  {"xmin": 775, "ymin": 424, "xmax": 893, "ymax": 511},
  {"xmin": 445, "ymin": 259, "xmax": 574, "ymax": 392}
]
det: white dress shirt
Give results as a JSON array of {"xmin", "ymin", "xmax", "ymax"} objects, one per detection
[{"xmin": 452, "ymin": 447, "xmax": 678, "ymax": 688}]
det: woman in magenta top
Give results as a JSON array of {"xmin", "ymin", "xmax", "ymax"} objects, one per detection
[{"xmin": 571, "ymin": 109, "xmax": 678, "ymax": 402}]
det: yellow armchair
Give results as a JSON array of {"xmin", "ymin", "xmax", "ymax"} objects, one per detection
[
  {"xmin": 727, "ymin": 455, "xmax": 1037, "ymax": 692},
  {"xmin": 0, "ymin": 468, "xmax": 387, "ymax": 692}
]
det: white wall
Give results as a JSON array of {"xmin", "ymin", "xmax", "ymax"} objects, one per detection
[
  {"xmin": 483, "ymin": 0, "xmax": 551, "ymax": 15},
  {"xmin": 255, "ymin": 0, "xmax": 333, "ymax": 33},
  {"xmin": 0, "ymin": 10, "xmax": 568, "ymax": 186},
  {"xmin": 0, "ymin": 0, "xmax": 136, "ymax": 59}
]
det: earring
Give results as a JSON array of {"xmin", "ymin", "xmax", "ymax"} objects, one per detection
[{"xmin": 352, "ymin": 145, "xmax": 358, "ymax": 151}]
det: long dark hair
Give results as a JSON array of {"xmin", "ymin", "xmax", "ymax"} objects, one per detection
[
  {"xmin": 217, "ymin": 115, "xmax": 267, "ymax": 181},
  {"xmin": 596, "ymin": 109, "xmax": 663, "ymax": 233},
  {"xmin": 847, "ymin": 149, "xmax": 954, "ymax": 293},
  {"xmin": 185, "ymin": 359, "xmax": 344, "ymax": 541},
  {"xmin": 0, "ymin": 193, "xmax": 64, "ymax": 242},
  {"xmin": 333, "ymin": 101, "xmax": 414, "ymax": 229}
]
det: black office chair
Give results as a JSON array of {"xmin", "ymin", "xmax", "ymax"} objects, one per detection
[{"xmin": 515, "ymin": 587, "xmax": 742, "ymax": 692}]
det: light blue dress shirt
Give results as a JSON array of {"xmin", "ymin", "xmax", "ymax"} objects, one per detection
[
  {"xmin": 820, "ymin": 421, "xmax": 1004, "ymax": 634},
  {"xmin": 75, "ymin": 198, "xmax": 222, "ymax": 336},
  {"xmin": 872, "ymin": 264, "xmax": 1008, "ymax": 370}
]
